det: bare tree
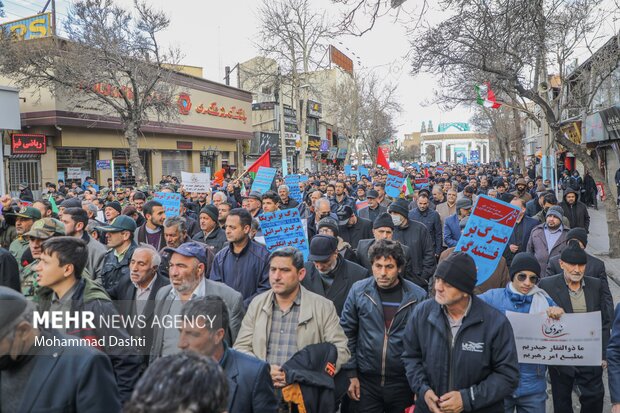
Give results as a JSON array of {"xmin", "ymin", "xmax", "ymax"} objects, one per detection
[
  {"xmin": 409, "ymin": 0, "xmax": 620, "ymax": 255},
  {"xmin": 332, "ymin": 0, "xmax": 427, "ymax": 36},
  {"xmin": 0, "ymin": 0, "xmax": 181, "ymax": 186},
  {"xmin": 254, "ymin": 0, "xmax": 336, "ymax": 170},
  {"xmin": 325, "ymin": 71, "xmax": 361, "ymax": 163}
]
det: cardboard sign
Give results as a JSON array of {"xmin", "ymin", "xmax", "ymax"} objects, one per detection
[{"xmin": 181, "ymin": 172, "xmax": 211, "ymax": 193}]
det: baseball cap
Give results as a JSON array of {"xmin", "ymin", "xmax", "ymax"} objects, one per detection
[
  {"xmin": 164, "ymin": 241, "xmax": 207, "ymax": 265},
  {"xmin": 307, "ymin": 235, "xmax": 338, "ymax": 261},
  {"xmin": 96, "ymin": 215, "xmax": 138, "ymax": 233},
  {"xmin": 7, "ymin": 206, "xmax": 41, "ymax": 220},
  {"xmin": 334, "ymin": 205, "xmax": 354, "ymax": 225},
  {"xmin": 24, "ymin": 218, "xmax": 65, "ymax": 239},
  {"xmin": 366, "ymin": 189, "xmax": 379, "ymax": 199}
]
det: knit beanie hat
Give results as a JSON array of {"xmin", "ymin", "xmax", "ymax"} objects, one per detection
[
  {"xmin": 318, "ymin": 217, "xmax": 339, "ymax": 237},
  {"xmin": 566, "ymin": 227, "xmax": 588, "ymax": 247},
  {"xmin": 200, "ymin": 204, "xmax": 219, "ymax": 223},
  {"xmin": 373, "ymin": 212, "xmax": 394, "ymax": 229},
  {"xmin": 387, "ymin": 199, "xmax": 409, "ymax": 218},
  {"xmin": 509, "ymin": 252, "xmax": 541, "ymax": 279},
  {"xmin": 435, "ymin": 252, "xmax": 477, "ymax": 295},
  {"xmin": 560, "ymin": 240, "xmax": 587, "ymax": 265},
  {"xmin": 105, "ymin": 201, "xmax": 122, "ymax": 214}
]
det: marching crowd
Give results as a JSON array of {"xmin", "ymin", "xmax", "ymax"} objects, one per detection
[{"xmin": 0, "ymin": 162, "xmax": 620, "ymax": 413}]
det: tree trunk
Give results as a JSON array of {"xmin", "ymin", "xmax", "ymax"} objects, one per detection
[
  {"xmin": 124, "ymin": 123, "xmax": 148, "ymax": 186},
  {"xmin": 555, "ymin": 131, "xmax": 620, "ymax": 257},
  {"xmin": 511, "ymin": 107, "xmax": 527, "ymax": 173}
]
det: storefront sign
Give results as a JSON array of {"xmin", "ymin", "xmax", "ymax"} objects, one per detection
[
  {"xmin": 11, "ymin": 134, "xmax": 46, "ymax": 154},
  {"xmin": 195, "ymin": 102, "xmax": 247, "ymax": 124},
  {"xmin": 177, "ymin": 92, "xmax": 192, "ymax": 115},
  {"xmin": 1, "ymin": 13, "xmax": 51, "ymax": 40},
  {"xmin": 307, "ymin": 100, "xmax": 322, "ymax": 118},
  {"xmin": 308, "ymin": 135, "xmax": 321, "ymax": 152},
  {"xmin": 96, "ymin": 160, "xmax": 112, "ymax": 170},
  {"xmin": 252, "ymin": 132, "xmax": 281, "ymax": 155},
  {"xmin": 600, "ymin": 105, "xmax": 620, "ymax": 141},
  {"xmin": 506, "ymin": 311, "xmax": 602, "ymax": 366},
  {"xmin": 320, "ymin": 140, "xmax": 330, "ymax": 152},
  {"xmin": 561, "ymin": 121, "xmax": 582, "ymax": 145},
  {"xmin": 252, "ymin": 102, "xmax": 276, "ymax": 111},
  {"xmin": 337, "ymin": 148, "xmax": 347, "ymax": 159},
  {"xmin": 176, "ymin": 141, "xmax": 193, "ymax": 150},
  {"xmin": 67, "ymin": 167, "xmax": 82, "ymax": 179}
]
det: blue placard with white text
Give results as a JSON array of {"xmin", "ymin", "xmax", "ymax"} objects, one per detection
[
  {"xmin": 385, "ymin": 169, "xmax": 405, "ymax": 198},
  {"xmin": 250, "ymin": 167, "xmax": 277, "ymax": 194},
  {"xmin": 284, "ymin": 175, "xmax": 303, "ymax": 204},
  {"xmin": 153, "ymin": 192, "xmax": 181, "ymax": 217},
  {"xmin": 259, "ymin": 209, "xmax": 309, "ymax": 259}
]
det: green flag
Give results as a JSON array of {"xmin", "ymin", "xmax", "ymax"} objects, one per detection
[{"xmin": 48, "ymin": 194, "xmax": 59, "ymax": 214}]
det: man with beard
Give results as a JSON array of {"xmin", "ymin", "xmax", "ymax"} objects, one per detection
[
  {"xmin": 409, "ymin": 193, "xmax": 443, "ymax": 258},
  {"xmin": 526, "ymin": 206, "xmax": 569, "ymax": 271},
  {"xmin": 7, "ymin": 207, "xmax": 41, "ymax": 271},
  {"xmin": 443, "ymin": 198, "xmax": 472, "ymax": 248},
  {"xmin": 244, "ymin": 191, "xmax": 263, "ymax": 218},
  {"xmin": 98, "ymin": 216, "xmax": 138, "ymax": 289},
  {"xmin": 337, "ymin": 205, "xmax": 373, "ymax": 250},
  {"xmin": 302, "ymin": 234, "xmax": 369, "ymax": 316},
  {"xmin": 192, "ymin": 205, "xmax": 227, "ymax": 253},
  {"xmin": 559, "ymin": 189, "xmax": 590, "ymax": 231},
  {"xmin": 278, "ymin": 185, "xmax": 299, "ymax": 210},
  {"xmin": 60, "ymin": 207, "xmax": 107, "ymax": 279},
  {"xmin": 331, "ymin": 181, "xmax": 357, "ymax": 211},
  {"xmin": 134, "ymin": 200, "xmax": 166, "ymax": 250},
  {"xmin": 512, "ymin": 178, "xmax": 532, "ymax": 202}
]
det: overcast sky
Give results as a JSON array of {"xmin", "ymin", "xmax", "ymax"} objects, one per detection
[{"xmin": 3, "ymin": 0, "xmax": 617, "ymax": 138}]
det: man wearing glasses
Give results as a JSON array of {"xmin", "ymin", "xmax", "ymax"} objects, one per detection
[{"xmin": 479, "ymin": 252, "xmax": 564, "ymax": 412}]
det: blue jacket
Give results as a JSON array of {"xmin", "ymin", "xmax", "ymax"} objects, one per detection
[
  {"xmin": 408, "ymin": 208, "xmax": 443, "ymax": 255},
  {"xmin": 479, "ymin": 286, "xmax": 555, "ymax": 398},
  {"xmin": 221, "ymin": 346, "xmax": 277, "ymax": 413},
  {"xmin": 443, "ymin": 214, "xmax": 461, "ymax": 247},
  {"xmin": 402, "ymin": 296, "xmax": 519, "ymax": 413},
  {"xmin": 210, "ymin": 240, "xmax": 270, "ymax": 308},
  {"xmin": 608, "ymin": 303, "xmax": 620, "ymax": 404},
  {"xmin": 341, "ymin": 277, "xmax": 427, "ymax": 382}
]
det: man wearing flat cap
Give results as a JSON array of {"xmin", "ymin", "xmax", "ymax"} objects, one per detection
[
  {"xmin": 403, "ymin": 252, "xmax": 519, "ymax": 413},
  {"xmin": 0, "ymin": 286, "xmax": 121, "ymax": 412},
  {"xmin": 539, "ymin": 241, "xmax": 612, "ymax": 413},
  {"xmin": 358, "ymin": 189, "xmax": 387, "ymax": 222},
  {"xmin": 302, "ymin": 234, "xmax": 369, "ymax": 316}
]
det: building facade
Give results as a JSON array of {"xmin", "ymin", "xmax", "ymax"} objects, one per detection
[{"xmin": 420, "ymin": 122, "xmax": 490, "ymax": 164}]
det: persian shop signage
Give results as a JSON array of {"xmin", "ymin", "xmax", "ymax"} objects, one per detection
[
  {"xmin": 1, "ymin": 13, "xmax": 52, "ymax": 40},
  {"xmin": 12, "ymin": 134, "xmax": 47, "ymax": 154}
]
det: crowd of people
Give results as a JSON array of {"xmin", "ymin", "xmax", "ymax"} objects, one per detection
[{"xmin": 0, "ymin": 162, "xmax": 619, "ymax": 413}]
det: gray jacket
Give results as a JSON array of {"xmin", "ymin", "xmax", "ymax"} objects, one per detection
[
  {"xmin": 85, "ymin": 232, "xmax": 107, "ymax": 279},
  {"xmin": 526, "ymin": 223, "xmax": 569, "ymax": 271},
  {"xmin": 149, "ymin": 279, "xmax": 245, "ymax": 363}
]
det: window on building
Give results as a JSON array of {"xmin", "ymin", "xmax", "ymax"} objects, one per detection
[
  {"xmin": 112, "ymin": 149, "xmax": 149, "ymax": 186},
  {"xmin": 56, "ymin": 148, "xmax": 96, "ymax": 186}
]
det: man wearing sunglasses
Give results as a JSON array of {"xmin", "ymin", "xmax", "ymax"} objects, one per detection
[
  {"xmin": 539, "ymin": 241, "xmax": 612, "ymax": 413},
  {"xmin": 479, "ymin": 252, "xmax": 564, "ymax": 412}
]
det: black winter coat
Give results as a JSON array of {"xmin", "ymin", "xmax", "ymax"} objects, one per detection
[
  {"xmin": 302, "ymin": 256, "xmax": 369, "ymax": 316},
  {"xmin": 192, "ymin": 225, "xmax": 228, "ymax": 253},
  {"xmin": 99, "ymin": 242, "xmax": 137, "ymax": 290},
  {"xmin": 559, "ymin": 189, "xmax": 590, "ymax": 231},
  {"xmin": 356, "ymin": 239, "xmax": 427, "ymax": 288},
  {"xmin": 402, "ymin": 296, "xmax": 519, "ymax": 413},
  {"xmin": 338, "ymin": 217, "xmax": 373, "ymax": 250},
  {"xmin": 393, "ymin": 220, "xmax": 437, "ymax": 282},
  {"xmin": 340, "ymin": 277, "xmax": 426, "ymax": 381},
  {"xmin": 0, "ymin": 247, "xmax": 19, "ymax": 291}
]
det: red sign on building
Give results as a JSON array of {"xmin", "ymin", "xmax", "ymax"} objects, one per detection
[{"xmin": 11, "ymin": 134, "xmax": 47, "ymax": 154}]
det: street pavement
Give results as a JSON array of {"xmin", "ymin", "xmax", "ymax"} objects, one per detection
[{"xmin": 544, "ymin": 205, "xmax": 618, "ymax": 412}]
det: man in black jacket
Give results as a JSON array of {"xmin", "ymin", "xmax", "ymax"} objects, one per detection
[
  {"xmin": 0, "ymin": 287, "xmax": 122, "ymax": 413},
  {"xmin": 192, "ymin": 204, "xmax": 227, "ymax": 253},
  {"xmin": 178, "ymin": 296, "xmax": 277, "ymax": 413},
  {"xmin": 336, "ymin": 205, "xmax": 373, "ymax": 250},
  {"xmin": 302, "ymin": 235, "xmax": 369, "ymax": 316},
  {"xmin": 388, "ymin": 199, "xmax": 436, "ymax": 284},
  {"xmin": 341, "ymin": 239, "xmax": 427, "ymax": 412},
  {"xmin": 98, "ymin": 215, "xmax": 138, "ymax": 290},
  {"xmin": 402, "ymin": 252, "xmax": 519, "ymax": 413},
  {"xmin": 559, "ymin": 188, "xmax": 590, "ymax": 231},
  {"xmin": 539, "ymin": 241, "xmax": 611, "ymax": 413}
]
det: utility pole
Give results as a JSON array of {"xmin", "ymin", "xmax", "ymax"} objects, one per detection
[{"xmin": 278, "ymin": 69, "xmax": 288, "ymax": 176}]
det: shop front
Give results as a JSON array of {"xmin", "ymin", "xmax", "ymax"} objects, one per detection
[{"xmin": 12, "ymin": 71, "xmax": 252, "ymax": 190}]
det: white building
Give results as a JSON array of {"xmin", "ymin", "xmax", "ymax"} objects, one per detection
[{"xmin": 420, "ymin": 122, "xmax": 490, "ymax": 163}]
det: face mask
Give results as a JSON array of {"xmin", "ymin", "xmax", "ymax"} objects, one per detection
[{"xmin": 391, "ymin": 214, "xmax": 403, "ymax": 226}]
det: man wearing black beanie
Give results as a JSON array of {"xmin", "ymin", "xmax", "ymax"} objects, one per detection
[
  {"xmin": 403, "ymin": 252, "xmax": 519, "ymax": 413},
  {"xmin": 538, "ymin": 241, "xmax": 613, "ymax": 413},
  {"xmin": 479, "ymin": 252, "xmax": 564, "ymax": 412}
]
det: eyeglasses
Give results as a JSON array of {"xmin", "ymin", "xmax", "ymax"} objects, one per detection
[{"xmin": 515, "ymin": 273, "xmax": 540, "ymax": 284}]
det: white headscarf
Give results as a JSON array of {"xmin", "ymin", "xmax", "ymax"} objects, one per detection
[{"xmin": 509, "ymin": 283, "xmax": 552, "ymax": 314}]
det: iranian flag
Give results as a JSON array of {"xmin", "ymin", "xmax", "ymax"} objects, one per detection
[
  {"xmin": 247, "ymin": 149, "xmax": 271, "ymax": 179},
  {"xmin": 403, "ymin": 176, "xmax": 414, "ymax": 197},
  {"xmin": 475, "ymin": 82, "xmax": 502, "ymax": 109}
]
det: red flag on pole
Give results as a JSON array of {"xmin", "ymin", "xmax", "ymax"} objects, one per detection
[
  {"xmin": 246, "ymin": 149, "xmax": 271, "ymax": 179},
  {"xmin": 377, "ymin": 147, "xmax": 389, "ymax": 169}
]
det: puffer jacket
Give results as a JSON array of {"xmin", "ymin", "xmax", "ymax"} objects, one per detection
[
  {"xmin": 99, "ymin": 242, "xmax": 137, "ymax": 290},
  {"xmin": 402, "ymin": 296, "xmax": 519, "ymax": 413},
  {"xmin": 559, "ymin": 188, "xmax": 590, "ymax": 231},
  {"xmin": 479, "ymin": 286, "xmax": 555, "ymax": 398},
  {"xmin": 340, "ymin": 277, "xmax": 426, "ymax": 383}
]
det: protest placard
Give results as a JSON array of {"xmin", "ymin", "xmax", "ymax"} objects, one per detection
[
  {"xmin": 181, "ymin": 172, "xmax": 211, "ymax": 193},
  {"xmin": 344, "ymin": 165, "xmax": 352, "ymax": 176},
  {"xmin": 414, "ymin": 178, "xmax": 429, "ymax": 189},
  {"xmin": 284, "ymin": 175, "xmax": 303, "ymax": 204},
  {"xmin": 385, "ymin": 169, "xmax": 405, "ymax": 198},
  {"xmin": 455, "ymin": 195, "xmax": 520, "ymax": 285},
  {"xmin": 251, "ymin": 167, "xmax": 277, "ymax": 194},
  {"xmin": 359, "ymin": 166, "xmax": 369, "ymax": 177},
  {"xmin": 506, "ymin": 311, "xmax": 602, "ymax": 366},
  {"xmin": 258, "ymin": 209, "xmax": 309, "ymax": 259},
  {"xmin": 153, "ymin": 192, "xmax": 181, "ymax": 217}
]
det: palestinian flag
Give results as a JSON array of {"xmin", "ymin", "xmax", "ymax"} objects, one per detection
[
  {"xmin": 247, "ymin": 149, "xmax": 271, "ymax": 179},
  {"xmin": 403, "ymin": 176, "xmax": 414, "ymax": 197},
  {"xmin": 48, "ymin": 194, "xmax": 59, "ymax": 214},
  {"xmin": 475, "ymin": 82, "xmax": 501, "ymax": 109}
]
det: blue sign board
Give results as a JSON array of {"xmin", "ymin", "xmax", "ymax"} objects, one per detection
[
  {"xmin": 251, "ymin": 167, "xmax": 277, "ymax": 194},
  {"xmin": 284, "ymin": 175, "xmax": 303, "ymax": 204},
  {"xmin": 259, "ymin": 209, "xmax": 309, "ymax": 259},
  {"xmin": 385, "ymin": 169, "xmax": 405, "ymax": 198},
  {"xmin": 96, "ymin": 160, "xmax": 111, "ymax": 170},
  {"xmin": 153, "ymin": 192, "xmax": 181, "ymax": 217}
]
